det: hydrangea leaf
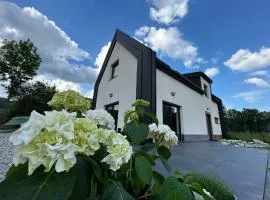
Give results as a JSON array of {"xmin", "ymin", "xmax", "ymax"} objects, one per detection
[
  {"xmin": 135, "ymin": 155, "xmax": 152, "ymax": 184},
  {"xmin": 160, "ymin": 176, "xmax": 194, "ymax": 200},
  {"xmin": 157, "ymin": 146, "xmax": 171, "ymax": 160},
  {"xmin": 101, "ymin": 181, "xmax": 135, "ymax": 200},
  {"xmin": 123, "ymin": 122, "xmax": 148, "ymax": 145},
  {"xmin": 0, "ymin": 164, "xmax": 75, "ymax": 200}
]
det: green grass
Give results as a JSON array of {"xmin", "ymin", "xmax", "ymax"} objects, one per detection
[
  {"xmin": 186, "ymin": 172, "xmax": 235, "ymax": 200},
  {"xmin": 228, "ymin": 132, "xmax": 270, "ymax": 144}
]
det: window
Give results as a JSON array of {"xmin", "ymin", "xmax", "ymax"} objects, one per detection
[
  {"xmin": 110, "ymin": 59, "xmax": 119, "ymax": 80},
  {"xmin": 203, "ymin": 84, "xmax": 209, "ymax": 97},
  {"xmin": 215, "ymin": 117, "xmax": 219, "ymax": 124},
  {"xmin": 105, "ymin": 102, "xmax": 119, "ymax": 130}
]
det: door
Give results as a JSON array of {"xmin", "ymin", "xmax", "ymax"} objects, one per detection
[
  {"xmin": 206, "ymin": 113, "xmax": 213, "ymax": 140},
  {"xmin": 105, "ymin": 102, "xmax": 119, "ymax": 131},
  {"xmin": 163, "ymin": 101, "xmax": 181, "ymax": 140}
]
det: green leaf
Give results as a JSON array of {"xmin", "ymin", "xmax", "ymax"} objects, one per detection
[
  {"xmin": 145, "ymin": 112, "xmax": 159, "ymax": 125},
  {"xmin": 157, "ymin": 146, "xmax": 171, "ymax": 159},
  {"xmin": 83, "ymin": 156, "xmax": 104, "ymax": 183},
  {"xmin": 161, "ymin": 176, "xmax": 194, "ymax": 200},
  {"xmin": 69, "ymin": 158, "xmax": 91, "ymax": 200},
  {"xmin": 123, "ymin": 122, "xmax": 149, "ymax": 145},
  {"xmin": 135, "ymin": 155, "xmax": 152, "ymax": 184},
  {"xmin": 134, "ymin": 150, "xmax": 155, "ymax": 165},
  {"xmin": 101, "ymin": 181, "xmax": 135, "ymax": 200},
  {"xmin": 152, "ymin": 171, "xmax": 165, "ymax": 195},
  {"xmin": 0, "ymin": 165, "xmax": 75, "ymax": 200}
]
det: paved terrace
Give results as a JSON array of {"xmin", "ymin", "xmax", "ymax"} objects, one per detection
[{"xmin": 156, "ymin": 142, "xmax": 269, "ymax": 200}]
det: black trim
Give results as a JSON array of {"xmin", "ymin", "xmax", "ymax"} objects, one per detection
[
  {"xmin": 110, "ymin": 59, "xmax": 119, "ymax": 80},
  {"xmin": 212, "ymin": 94, "xmax": 227, "ymax": 139},
  {"xmin": 92, "ymin": 29, "xmax": 156, "ymax": 115},
  {"xmin": 184, "ymin": 72, "xmax": 213, "ymax": 84},
  {"xmin": 104, "ymin": 101, "xmax": 119, "ymax": 109},
  {"xmin": 156, "ymin": 59, "xmax": 204, "ymax": 95}
]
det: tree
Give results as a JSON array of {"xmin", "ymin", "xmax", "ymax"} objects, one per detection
[
  {"xmin": 8, "ymin": 81, "xmax": 56, "ymax": 118},
  {"xmin": 0, "ymin": 39, "xmax": 41, "ymax": 100}
]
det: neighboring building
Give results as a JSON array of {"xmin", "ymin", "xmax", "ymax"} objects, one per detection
[{"xmin": 92, "ymin": 29, "xmax": 226, "ymax": 141}]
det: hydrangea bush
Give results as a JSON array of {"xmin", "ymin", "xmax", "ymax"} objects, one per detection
[{"xmin": 0, "ymin": 91, "xmax": 215, "ymax": 200}]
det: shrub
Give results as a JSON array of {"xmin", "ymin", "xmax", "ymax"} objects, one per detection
[{"xmin": 185, "ymin": 172, "xmax": 235, "ymax": 200}]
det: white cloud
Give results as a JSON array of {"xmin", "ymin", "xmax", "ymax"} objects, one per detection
[
  {"xmin": 84, "ymin": 89, "xmax": 94, "ymax": 99},
  {"xmin": 135, "ymin": 26, "xmax": 203, "ymax": 67},
  {"xmin": 95, "ymin": 42, "xmax": 111, "ymax": 72},
  {"xmin": 233, "ymin": 90, "xmax": 265, "ymax": 103},
  {"xmin": 248, "ymin": 70, "xmax": 269, "ymax": 77},
  {"xmin": 244, "ymin": 77, "xmax": 269, "ymax": 88},
  {"xmin": 224, "ymin": 47, "xmax": 270, "ymax": 72},
  {"xmin": 205, "ymin": 67, "xmax": 220, "ymax": 78},
  {"xmin": 0, "ymin": 2, "xmax": 98, "ymax": 84},
  {"xmin": 148, "ymin": 0, "xmax": 189, "ymax": 24}
]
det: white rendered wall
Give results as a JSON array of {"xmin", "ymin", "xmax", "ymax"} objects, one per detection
[
  {"xmin": 156, "ymin": 69, "xmax": 222, "ymax": 138},
  {"xmin": 95, "ymin": 42, "xmax": 137, "ymax": 129}
]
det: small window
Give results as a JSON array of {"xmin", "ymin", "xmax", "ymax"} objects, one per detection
[
  {"xmin": 203, "ymin": 84, "xmax": 209, "ymax": 97},
  {"xmin": 215, "ymin": 117, "xmax": 219, "ymax": 124},
  {"xmin": 110, "ymin": 59, "xmax": 119, "ymax": 80}
]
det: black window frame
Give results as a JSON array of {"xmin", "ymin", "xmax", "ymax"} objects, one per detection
[
  {"xmin": 105, "ymin": 101, "xmax": 119, "ymax": 130},
  {"xmin": 162, "ymin": 100, "xmax": 182, "ymax": 141},
  {"xmin": 215, "ymin": 117, "xmax": 219, "ymax": 124},
  {"xmin": 110, "ymin": 59, "xmax": 119, "ymax": 80},
  {"xmin": 203, "ymin": 84, "xmax": 209, "ymax": 97}
]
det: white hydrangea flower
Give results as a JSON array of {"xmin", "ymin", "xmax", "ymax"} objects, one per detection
[
  {"xmin": 101, "ymin": 131, "xmax": 133, "ymax": 171},
  {"xmin": 9, "ymin": 111, "xmax": 45, "ymax": 146},
  {"xmin": 148, "ymin": 123, "xmax": 178, "ymax": 148},
  {"xmin": 83, "ymin": 110, "xmax": 115, "ymax": 130},
  {"xmin": 10, "ymin": 110, "xmax": 79, "ymax": 175}
]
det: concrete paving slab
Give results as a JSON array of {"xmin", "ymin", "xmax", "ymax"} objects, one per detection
[{"xmin": 156, "ymin": 142, "xmax": 269, "ymax": 200}]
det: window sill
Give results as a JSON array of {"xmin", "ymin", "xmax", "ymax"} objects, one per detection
[{"xmin": 109, "ymin": 75, "xmax": 118, "ymax": 81}]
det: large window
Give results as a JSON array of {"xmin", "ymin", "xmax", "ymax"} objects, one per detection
[
  {"xmin": 110, "ymin": 59, "xmax": 119, "ymax": 80},
  {"xmin": 105, "ymin": 102, "xmax": 119, "ymax": 130},
  {"xmin": 163, "ymin": 101, "xmax": 181, "ymax": 140}
]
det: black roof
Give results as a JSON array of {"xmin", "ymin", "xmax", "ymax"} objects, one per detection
[{"xmin": 183, "ymin": 72, "xmax": 213, "ymax": 84}]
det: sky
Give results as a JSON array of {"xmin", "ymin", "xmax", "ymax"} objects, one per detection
[{"xmin": 0, "ymin": 0, "xmax": 270, "ymax": 111}]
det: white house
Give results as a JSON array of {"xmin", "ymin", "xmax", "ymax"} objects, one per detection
[{"xmin": 92, "ymin": 29, "xmax": 226, "ymax": 141}]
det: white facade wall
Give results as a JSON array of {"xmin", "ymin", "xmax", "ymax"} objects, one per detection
[
  {"xmin": 156, "ymin": 69, "xmax": 222, "ymax": 139},
  {"xmin": 95, "ymin": 42, "xmax": 137, "ymax": 129}
]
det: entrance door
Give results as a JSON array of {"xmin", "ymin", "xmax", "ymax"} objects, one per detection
[
  {"xmin": 206, "ymin": 113, "xmax": 213, "ymax": 140},
  {"xmin": 105, "ymin": 102, "xmax": 119, "ymax": 131},
  {"xmin": 163, "ymin": 101, "xmax": 181, "ymax": 140}
]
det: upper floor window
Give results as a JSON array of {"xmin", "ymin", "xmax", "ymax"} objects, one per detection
[
  {"xmin": 215, "ymin": 117, "xmax": 219, "ymax": 124},
  {"xmin": 203, "ymin": 84, "xmax": 209, "ymax": 97},
  {"xmin": 110, "ymin": 59, "xmax": 119, "ymax": 80}
]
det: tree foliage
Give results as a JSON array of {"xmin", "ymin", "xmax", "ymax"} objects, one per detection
[
  {"xmin": 8, "ymin": 81, "xmax": 56, "ymax": 118},
  {"xmin": 225, "ymin": 108, "xmax": 270, "ymax": 133},
  {"xmin": 0, "ymin": 39, "xmax": 41, "ymax": 99}
]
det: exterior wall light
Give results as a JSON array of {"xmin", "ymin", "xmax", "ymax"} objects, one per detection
[
  {"xmin": 171, "ymin": 92, "xmax": 176, "ymax": 96},
  {"xmin": 109, "ymin": 93, "xmax": 113, "ymax": 98}
]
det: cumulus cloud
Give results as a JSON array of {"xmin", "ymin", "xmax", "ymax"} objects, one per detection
[
  {"xmin": 148, "ymin": 0, "xmax": 189, "ymax": 24},
  {"xmin": 95, "ymin": 42, "xmax": 111, "ymax": 72},
  {"xmin": 205, "ymin": 67, "xmax": 220, "ymax": 78},
  {"xmin": 248, "ymin": 70, "xmax": 269, "ymax": 77},
  {"xmin": 233, "ymin": 90, "xmax": 265, "ymax": 103},
  {"xmin": 0, "ymin": 1, "xmax": 98, "ymax": 84},
  {"xmin": 30, "ymin": 75, "xmax": 93, "ymax": 97},
  {"xmin": 135, "ymin": 26, "xmax": 203, "ymax": 67},
  {"xmin": 244, "ymin": 77, "xmax": 269, "ymax": 88},
  {"xmin": 224, "ymin": 47, "xmax": 270, "ymax": 72}
]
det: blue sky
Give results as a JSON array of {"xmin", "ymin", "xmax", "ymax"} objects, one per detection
[{"xmin": 0, "ymin": 0, "xmax": 270, "ymax": 110}]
